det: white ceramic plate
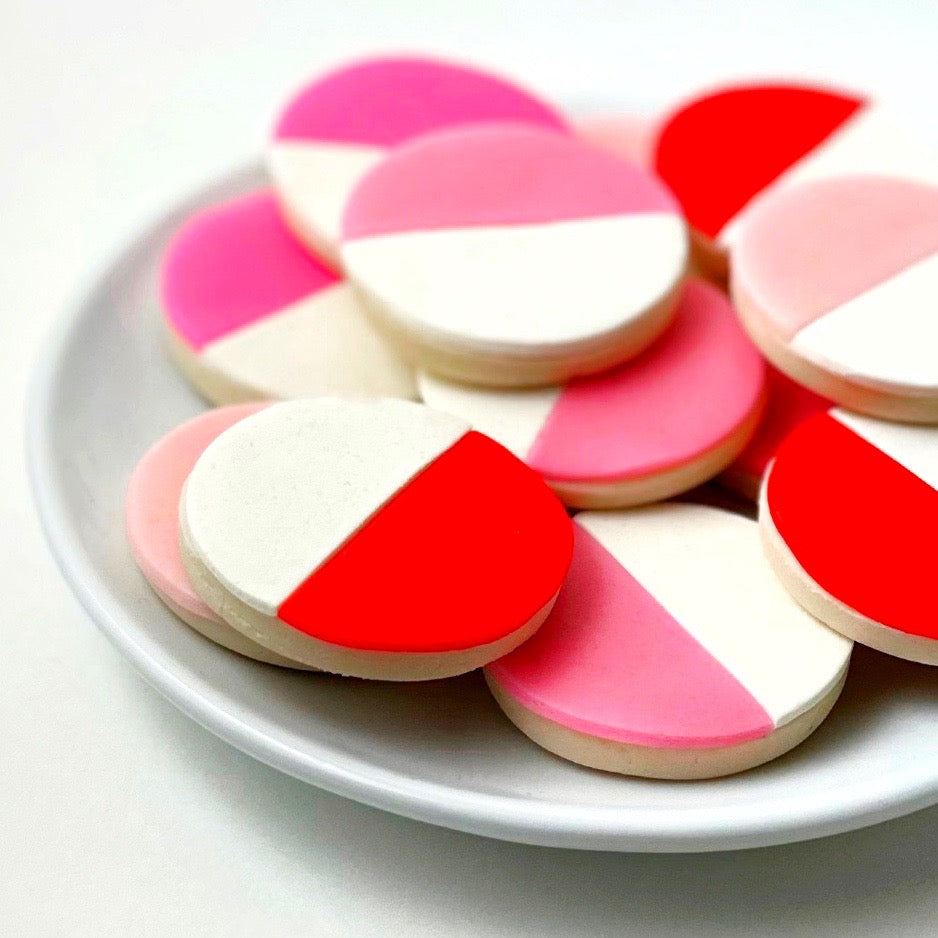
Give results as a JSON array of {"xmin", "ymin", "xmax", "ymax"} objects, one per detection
[{"xmin": 27, "ymin": 163, "xmax": 938, "ymax": 852}]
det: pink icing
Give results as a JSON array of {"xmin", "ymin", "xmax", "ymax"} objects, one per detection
[
  {"xmin": 273, "ymin": 55, "xmax": 568, "ymax": 146},
  {"xmin": 161, "ymin": 190, "xmax": 341, "ymax": 351},
  {"xmin": 526, "ymin": 279, "xmax": 766, "ymax": 482},
  {"xmin": 575, "ymin": 113, "xmax": 657, "ymax": 168},
  {"xmin": 487, "ymin": 523, "xmax": 773, "ymax": 748},
  {"xmin": 734, "ymin": 175, "xmax": 938, "ymax": 339},
  {"xmin": 341, "ymin": 124, "xmax": 682, "ymax": 240},
  {"xmin": 125, "ymin": 403, "xmax": 268, "ymax": 618},
  {"xmin": 729, "ymin": 366, "xmax": 832, "ymax": 486}
]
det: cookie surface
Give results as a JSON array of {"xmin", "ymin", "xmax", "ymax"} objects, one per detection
[
  {"xmin": 125, "ymin": 403, "xmax": 309, "ymax": 667},
  {"xmin": 180, "ymin": 398, "xmax": 573, "ymax": 678},
  {"xmin": 161, "ymin": 190, "xmax": 415, "ymax": 405},
  {"xmin": 419, "ymin": 279, "xmax": 766, "ymax": 507},
  {"xmin": 486, "ymin": 504, "xmax": 852, "ymax": 779},
  {"xmin": 732, "ymin": 175, "xmax": 938, "ymax": 422},
  {"xmin": 575, "ymin": 113, "xmax": 656, "ymax": 168},
  {"xmin": 654, "ymin": 83, "xmax": 938, "ymax": 270},
  {"xmin": 341, "ymin": 124, "xmax": 689, "ymax": 386},
  {"xmin": 720, "ymin": 366, "xmax": 832, "ymax": 501},
  {"xmin": 268, "ymin": 55, "xmax": 568, "ymax": 262},
  {"xmin": 761, "ymin": 409, "xmax": 938, "ymax": 664}
]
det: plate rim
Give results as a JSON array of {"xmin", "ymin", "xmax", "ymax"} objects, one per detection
[{"xmin": 25, "ymin": 164, "xmax": 938, "ymax": 852}]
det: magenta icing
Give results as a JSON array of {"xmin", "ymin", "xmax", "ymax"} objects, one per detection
[
  {"xmin": 125, "ymin": 403, "xmax": 268, "ymax": 618},
  {"xmin": 487, "ymin": 523, "xmax": 773, "ymax": 748},
  {"xmin": 526, "ymin": 279, "xmax": 766, "ymax": 482},
  {"xmin": 273, "ymin": 55, "xmax": 568, "ymax": 146},
  {"xmin": 341, "ymin": 124, "xmax": 682, "ymax": 240},
  {"xmin": 161, "ymin": 190, "xmax": 341, "ymax": 351},
  {"xmin": 734, "ymin": 175, "xmax": 938, "ymax": 339}
]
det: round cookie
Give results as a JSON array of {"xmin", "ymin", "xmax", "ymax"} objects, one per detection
[
  {"xmin": 575, "ymin": 112, "xmax": 656, "ymax": 168},
  {"xmin": 180, "ymin": 398, "xmax": 573, "ymax": 679},
  {"xmin": 419, "ymin": 278, "xmax": 766, "ymax": 508},
  {"xmin": 732, "ymin": 175, "xmax": 938, "ymax": 423},
  {"xmin": 653, "ymin": 82, "xmax": 938, "ymax": 276},
  {"xmin": 486, "ymin": 504, "xmax": 852, "ymax": 780},
  {"xmin": 341, "ymin": 124, "xmax": 689, "ymax": 387},
  {"xmin": 161, "ymin": 190, "xmax": 415, "ymax": 405},
  {"xmin": 761, "ymin": 408, "xmax": 938, "ymax": 665},
  {"xmin": 268, "ymin": 55, "xmax": 568, "ymax": 263},
  {"xmin": 125, "ymin": 403, "xmax": 311, "ymax": 668},
  {"xmin": 720, "ymin": 366, "xmax": 832, "ymax": 501}
]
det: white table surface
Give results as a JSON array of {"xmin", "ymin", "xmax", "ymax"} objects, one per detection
[{"xmin": 3, "ymin": 1, "xmax": 938, "ymax": 934}]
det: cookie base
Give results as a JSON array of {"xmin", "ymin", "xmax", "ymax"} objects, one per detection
[
  {"xmin": 760, "ymin": 487, "xmax": 938, "ymax": 665},
  {"xmin": 485, "ymin": 668, "xmax": 847, "ymax": 780}
]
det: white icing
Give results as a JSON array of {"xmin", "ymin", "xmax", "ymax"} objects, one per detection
[
  {"xmin": 202, "ymin": 281, "xmax": 416, "ymax": 400},
  {"xmin": 341, "ymin": 213, "xmax": 688, "ymax": 350},
  {"xmin": 183, "ymin": 399, "xmax": 468, "ymax": 615},
  {"xmin": 268, "ymin": 140, "xmax": 384, "ymax": 252},
  {"xmin": 576, "ymin": 505, "xmax": 852, "ymax": 727},
  {"xmin": 790, "ymin": 251, "xmax": 938, "ymax": 392},
  {"xmin": 832, "ymin": 409, "xmax": 938, "ymax": 490},
  {"xmin": 720, "ymin": 104, "xmax": 938, "ymax": 246},
  {"xmin": 417, "ymin": 371, "xmax": 559, "ymax": 460}
]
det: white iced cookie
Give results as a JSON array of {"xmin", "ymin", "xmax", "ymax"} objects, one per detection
[
  {"xmin": 340, "ymin": 124, "xmax": 689, "ymax": 387},
  {"xmin": 486, "ymin": 504, "xmax": 852, "ymax": 779},
  {"xmin": 180, "ymin": 398, "xmax": 573, "ymax": 680},
  {"xmin": 161, "ymin": 190, "xmax": 415, "ymax": 405},
  {"xmin": 268, "ymin": 54, "xmax": 568, "ymax": 264}
]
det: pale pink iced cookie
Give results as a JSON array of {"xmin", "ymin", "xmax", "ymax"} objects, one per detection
[
  {"xmin": 268, "ymin": 55, "xmax": 568, "ymax": 263},
  {"xmin": 161, "ymin": 190, "xmax": 415, "ymax": 405},
  {"xmin": 419, "ymin": 279, "xmax": 766, "ymax": 508},
  {"xmin": 341, "ymin": 125, "xmax": 689, "ymax": 387},
  {"xmin": 180, "ymin": 398, "xmax": 573, "ymax": 679},
  {"xmin": 761, "ymin": 409, "xmax": 938, "ymax": 665},
  {"xmin": 486, "ymin": 504, "xmax": 852, "ymax": 779},
  {"xmin": 654, "ymin": 82, "xmax": 938, "ymax": 277},
  {"xmin": 732, "ymin": 175, "xmax": 938, "ymax": 423},
  {"xmin": 125, "ymin": 403, "xmax": 311, "ymax": 667},
  {"xmin": 575, "ymin": 113, "xmax": 657, "ymax": 168},
  {"xmin": 720, "ymin": 366, "xmax": 832, "ymax": 501}
]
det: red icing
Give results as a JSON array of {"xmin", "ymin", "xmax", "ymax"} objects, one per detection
[
  {"xmin": 654, "ymin": 84, "xmax": 864, "ymax": 239},
  {"xmin": 342, "ymin": 125, "xmax": 681, "ymax": 240},
  {"xmin": 767, "ymin": 413, "xmax": 938, "ymax": 640},
  {"xmin": 273, "ymin": 55, "xmax": 567, "ymax": 146},
  {"xmin": 488, "ymin": 524, "xmax": 773, "ymax": 747},
  {"xmin": 730, "ymin": 367, "xmax": 832, "ymax": 485},
  {"xmin": 161, "ymin": 190, "xmax": 341, "ymax": 351},
  {"xmin": 276, "ymin": 431, "xmax": 573, "ymax": 652}
]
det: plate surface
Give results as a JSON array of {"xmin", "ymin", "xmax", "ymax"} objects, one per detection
[{"xmin": 27, "ymin": 163, "xmax": 938, "ymax": 852}]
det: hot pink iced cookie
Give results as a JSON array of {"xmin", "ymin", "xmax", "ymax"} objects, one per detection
[
  {"xmin": 720, "ymin": 366, "xmax": 832, "ymax": 501},
  {"xmin": 761, "ymin": 409, "xmax": 938, "ymax": 665},
  {"xmin": 732, "ymin": 175, "xmax": 938, "ymax": 423},
  {"xmin": 486, "ymin": 504, "xmax": 852, "ymax": 779},
  {"xmin": 180, "ymin": 398, "xmax": 573, "ymax": 679},
  {"xmin": 341, "ymin": 125, "xmax": 689, "ymax": 387},
  {"xmin": 654, "ymin": 82, "xmax": 938, "ymax": 275},
  {"xmin": 268, "ymin": 55, "xmax": 568, "ymax": 263},
  {"xmin": 575, "ymin": 112, "xmax": 657, "ymax": 168},
  {"xmin": 125, "ymin": 403, "xmax": 310, "ymax": 667},
  {"xmin": 161, "ymin": 190, "xmax": 415, "ymax": 405},
  {"xmin": 419, "ymin": 279, "xmax": 766, "ymax": 507}
]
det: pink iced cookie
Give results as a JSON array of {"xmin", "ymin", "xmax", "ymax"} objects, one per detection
[
  {"xmin": 268, "ymin": 55, "xmax": 568, "ymax": 263},
  {"xmin": 342, "ymin": 125, "xmax": 689, "ymax": 387},
  {"xmin": 732, "ymin": 175, "xmax": 938, "ymax": 423},
  {"xmin": 125, "ymin": 403, "xmax": 311, "ymax": 667},
  {"xmin": 161, "ymin": 190, "xmax": 415, "ymax": 405},
  {"xmin": 575, "ymin": 112, "xmax": 657, "ymax": 168},
  {"xmin": 720, "ymin": 366, "xmax": 832, "ymax": 501},
  {"xmin": 486, "ymin": 504, "xmax": 852, "ymax": 779},
  {"xmin": 419, "ymin": 279, "xmax": 766, "ymax": 507},
  {"xmin": 654, "ymin": 82, "xmax": 938, "ymax": 275}
]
